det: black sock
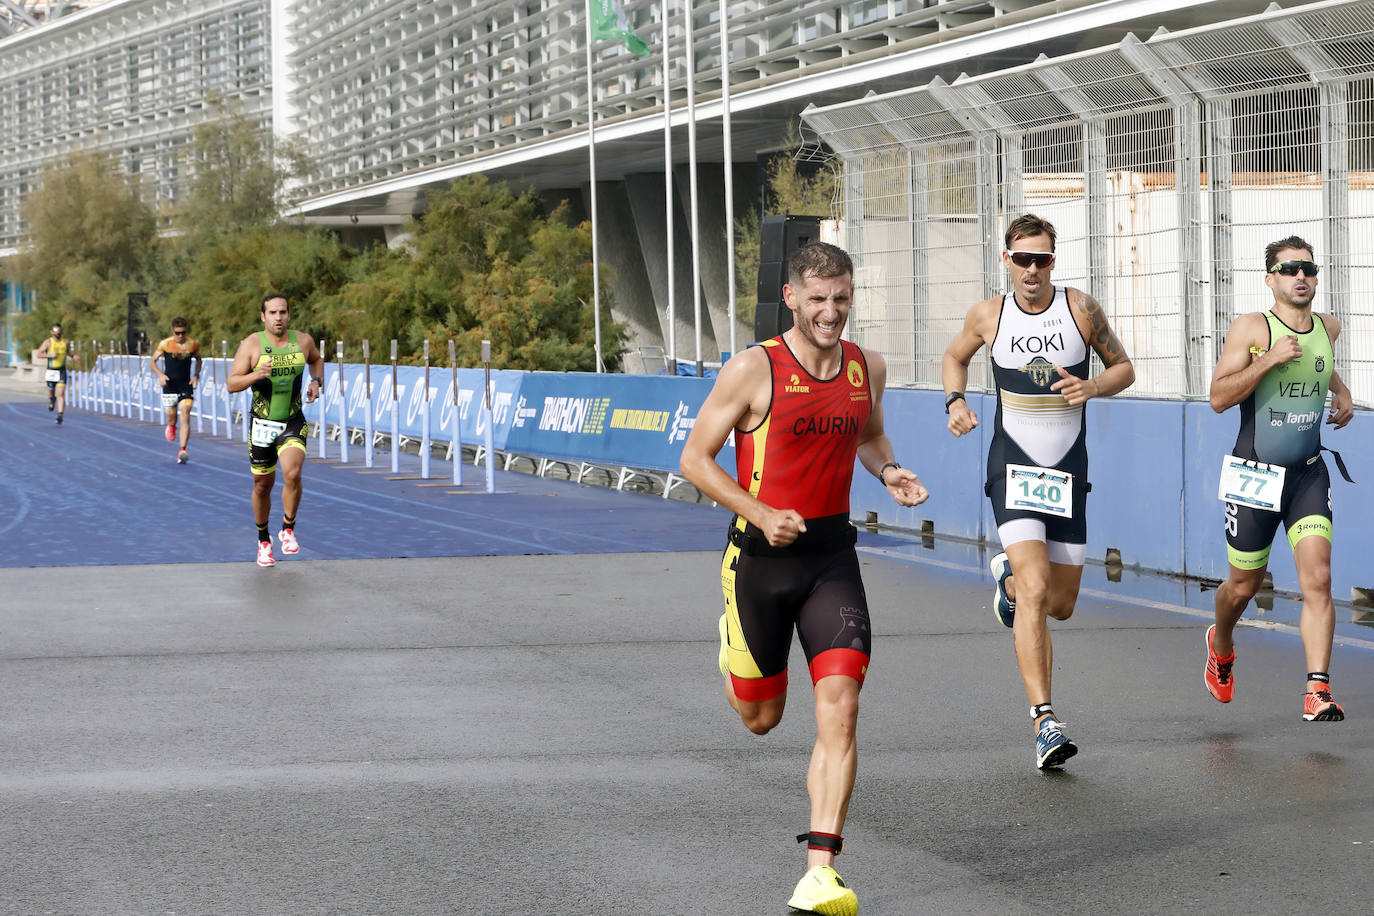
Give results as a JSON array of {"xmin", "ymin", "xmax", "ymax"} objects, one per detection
[
  {"xmin": 282, "ymin": 514, "xmax": 295, "ymax": 531},
  {"xmin": 257, "ymin": 522, "xmax": 270, "ymax": 543}
]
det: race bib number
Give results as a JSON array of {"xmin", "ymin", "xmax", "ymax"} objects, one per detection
[
  {"xmin": 161, "ymin": 393, "xmax": 180, "ymax": 409},
  {"xmin": 44, "ymin": 369, "xmax": 61, "ymax": 383},
  {"xmin": 1005, "ymin": 464, "xmax": 1073, "ymax": 518},
  {"xmin": 250, "ymin": 417, "xmax": 287, "ymax": 447},
  {"xmin": 1217, "ymin": 454, "xmax": 1284, "ymax": 513}
]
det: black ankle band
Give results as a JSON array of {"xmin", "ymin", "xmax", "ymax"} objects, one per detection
[
  {"xmin": 796, "ymin": 831, "xmax": 843, "ymax": 855},
  {"xmin": 1030, "ymin": 703, "xmax": 1055, "ymax": 720},
  {"xmin": 1307, "ymin": 671, "xmax": 1330, "ymax": 684}
]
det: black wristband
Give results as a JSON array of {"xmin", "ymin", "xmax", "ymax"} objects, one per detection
[
  {"xmin": 944, "ymin": 391, "xmax": 966, "ymax": 413},
  {"xmin": 878, "ymin": 461, "xmax": 900, "ymax": 486},
  {"xmin": 309, "ymin": 376, "xmax": 323, "ymax": 383}
]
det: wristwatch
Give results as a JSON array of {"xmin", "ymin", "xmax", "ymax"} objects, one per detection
[
  {"xmin": 944, "ymin": 391, "xmax": 966, "ymax": 413},
  {"xmin": 878, "ymin": 461, "xmax": 901, "ymax": 486}
]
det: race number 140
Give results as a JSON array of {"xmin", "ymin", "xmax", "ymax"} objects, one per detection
[{"xmin": 1005, "ymin": 463, "xmax": 1074, "ymax": 518}]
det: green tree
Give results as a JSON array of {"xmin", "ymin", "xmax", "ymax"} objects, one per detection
[
  {"xmin": 179, "ymin": 101, "xmax": 301, "ymax": 239},
  {"xmin": 313, "ymin": 177, "xmax": 625, "ymax": 370},
  {"xmin": 137, "ymin": 106, "xmax": 342, "ymax": 348},
  {"xmin": 9, "ymin": 137, "xmax": 626, "ymax": 372},
  {"xmin": 9, "ymin": 151, "xmax": 159, "ymax": 350},
  {"xmin": 160, "ymin": 223, "xmax": 352, "ymax": 349}
]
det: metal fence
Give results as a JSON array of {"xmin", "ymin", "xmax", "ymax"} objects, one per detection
[{"xmin": 800, "ymin": 0, "xmax": 1374, "ymax": 403}]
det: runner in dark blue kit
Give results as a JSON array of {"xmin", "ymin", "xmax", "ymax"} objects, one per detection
[{"xmin": 149, "ymin": 317, "xmax": 202, "ymax": 464}]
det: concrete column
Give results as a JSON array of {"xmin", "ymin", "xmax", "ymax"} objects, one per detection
[{"xmin": 580, "ymin": 179, "xmax": 662, "ymax": 369}]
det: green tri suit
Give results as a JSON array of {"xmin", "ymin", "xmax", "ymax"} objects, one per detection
[
  {"xmin": 248, "ymin": 330, "xmax": 310, "ymax": 475},
  {"xmin": 1225, "ymin": 310, "xmax": 1336, "ymax": 569},
  {"xmin": 1233, "ymin": 310, "xmax": 1333, "ymax": 467},
  {"xmin": 251, "ymin": 330, "xmax": 308, "ymax": 422}
]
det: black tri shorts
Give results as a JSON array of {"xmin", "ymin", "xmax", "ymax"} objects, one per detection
[
  {"xmin": 718, "ymin": 514, "xmax": 871, "ymax": 703},
  {"xmin": 248, "ymin": 412, "xmax": 310, "ymax": 476},
  {"xmin": 1224, "ymin": 455, "xmax": 1331, "ymax": 571}
]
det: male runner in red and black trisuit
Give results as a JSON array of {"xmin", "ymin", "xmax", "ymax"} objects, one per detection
[{"xmin": 681, "ymin": 241, "xmax": 928, "ymax": 916}]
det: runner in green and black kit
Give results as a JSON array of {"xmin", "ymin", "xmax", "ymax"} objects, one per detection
[
  {"xmin": 226, "ymin": 294, "xmax": 325, "ymax": 568},
  {"xmin": 1206, "ymin": 235, "xmax": 1355, "ymax": 722}
]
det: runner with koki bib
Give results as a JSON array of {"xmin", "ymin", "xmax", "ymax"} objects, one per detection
[{"xmin": 943, "ymin": 213, "xmax": 1135, "ymax": 770}]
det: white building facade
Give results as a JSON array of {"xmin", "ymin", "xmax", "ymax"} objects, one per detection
[{"xmin": 0, "ymin": 0, "xmax": 1339, "ymax": 373}]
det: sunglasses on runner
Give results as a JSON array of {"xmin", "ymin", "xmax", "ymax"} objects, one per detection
[
  {"xmin": 1268, "ymin": 259, "xmax": 1320, "ymax": 277},
  {"xmin": 1007, "ymin": 250, "xmax": 1055, "ymax": 269}
]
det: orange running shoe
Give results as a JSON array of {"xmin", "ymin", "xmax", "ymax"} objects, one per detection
[
  {"xmin": 165, "ymin": 423, "xmax": 176, "ymax": 442},
  {"xmin": 1303, "ymin": 685, "xmax": 1345, "ymax": 722},
  {"xmin": 1204, "ymin": 625, "xmax": 1235, "ymax": 703}
]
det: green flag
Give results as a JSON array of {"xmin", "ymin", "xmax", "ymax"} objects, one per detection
[{"xmin": 589, "ymin": 0, "xmax": 651, "ymax": 56}]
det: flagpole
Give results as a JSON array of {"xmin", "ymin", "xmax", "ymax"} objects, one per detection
[
  {"xmin": 662, "ymin": 0, "xmax": 676, "ymax": 376},
  {"xmin": 719, "ymin": 0, "xmax": 735, "ymax": 361},
  {"xmin": 584, "ymin": 7, "xmax": 604, "ymax": 373},
  {"xmin": 684, "ymin": 0, "xmax": 702, "ymax": 378}
]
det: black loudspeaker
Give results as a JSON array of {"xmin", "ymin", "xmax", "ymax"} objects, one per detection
[
  {"xmin": 126, "ymin": 291, "xmax": 148, "ymax": 353},
  {"xmin": 754, "ymin": 214, "xmax": 822, "ymax": 341},
  {"xmin": 753, "ymin": 301, "xmax": 793, "ymax": 341}
]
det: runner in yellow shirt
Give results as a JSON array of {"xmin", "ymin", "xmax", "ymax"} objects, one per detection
[{"xmin": 36, "ymin": 323, "xmax": 78, "ymax": 425}]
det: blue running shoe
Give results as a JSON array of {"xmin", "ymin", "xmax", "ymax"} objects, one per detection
[
  {"xmin": 990, "ymin": 552, "xmax": 1015, "ymax": 628},
  {"xmin": 1035, "ymin": 716, "xmax": 1078, "ymax": 770}
]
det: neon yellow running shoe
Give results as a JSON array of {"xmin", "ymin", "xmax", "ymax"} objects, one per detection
[
  {"xmin": 717, "ymin": 613, "xmax": 729, "ymax": 678},
  {"xmin": 787, "ymin": 865, "xmax": 858, "ymax": 915}
]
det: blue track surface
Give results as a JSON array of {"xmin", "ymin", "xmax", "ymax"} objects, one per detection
[
  {"xmin": 0, "ymin": 401, "xmax": 743, "ymax": 566},
  {"xmin": 0, "ymin": 400, "xmax": 921, "ymax": 567}
]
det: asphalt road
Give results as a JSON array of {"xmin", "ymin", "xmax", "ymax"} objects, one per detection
[{"xmin": 1, "ymin": 376, "xmax": 1371, "ymax": 915}]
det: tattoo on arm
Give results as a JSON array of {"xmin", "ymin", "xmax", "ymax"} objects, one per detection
[{"xmin": 1074, "ymin": 290, "xmax": 1128, "ymax": 367}]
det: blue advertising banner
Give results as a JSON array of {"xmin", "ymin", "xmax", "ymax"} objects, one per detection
[
  {"xmin": 503, "ymin": 372, "xmax": 722, "ymax": 472},
  {"xmin": 91, "ymin": 356, "xmax": 732, "ymax": 475}
]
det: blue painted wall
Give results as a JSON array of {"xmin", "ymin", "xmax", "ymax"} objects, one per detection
[{"xmin": 857, "ymin": 389, "xmax": 1371, "ymax": 596}]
